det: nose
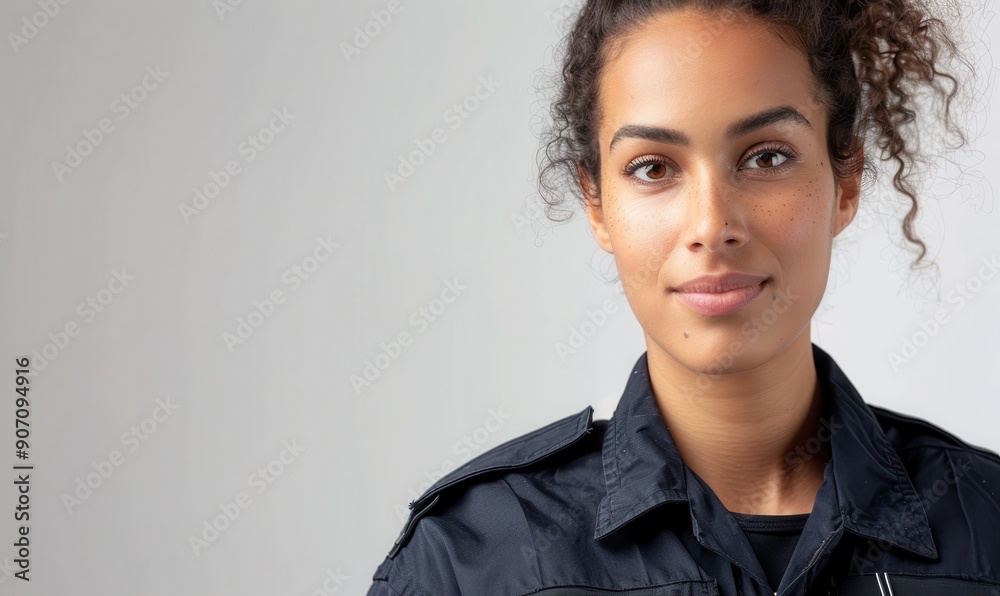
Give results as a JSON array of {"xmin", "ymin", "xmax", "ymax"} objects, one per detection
[{"xmin": 683, "ymin": 172, "xmax": 749, "ymax": 253}]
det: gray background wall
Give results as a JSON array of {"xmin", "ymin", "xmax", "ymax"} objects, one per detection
[{"xmin": 0, "ymin": 1, "xmax": 997, "ymax": 594}]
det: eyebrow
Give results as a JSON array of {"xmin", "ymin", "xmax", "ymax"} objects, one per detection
[{"xmin": 608, "ymin": 106, "xmax": 813, "ymax": 154}]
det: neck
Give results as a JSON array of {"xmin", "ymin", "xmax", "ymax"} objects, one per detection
[{"xmin": 645, "ymin": 331, "xmax": 829, "ymax": 515}]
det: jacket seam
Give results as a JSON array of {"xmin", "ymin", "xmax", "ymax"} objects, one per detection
[
  {"xmin": 602, "ymin": 416, "xmax": 621, "ymax": 525},
  {"xmin": 885, "ymin": 443, "xmax": 935, "ymax": 553},
  {"xmin": 518, "ymin": 579, "xmax": 718, "ymax": 595},
  {"xmin": 370, "ymin": 578, "xmax": 407, "ymax": 596},
  {"xmin": 499, "ymin": 476, "xmax": 544, "ymax": 585}
]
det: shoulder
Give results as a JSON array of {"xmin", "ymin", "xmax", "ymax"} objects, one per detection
[
  {"xmin": 870, "ymin": 404, "xmax": 1000, "ymax": 550},
  {"xmin": 389, "ymin": 405, "xmax": 604, "ymax": 557},
  {"xmin": 870, "ymin": 403, "xmax": 1000, "ymax": 469},
  {"xmin": 370, "ymin": 406, "xmax": 607, "ymax": 593}
]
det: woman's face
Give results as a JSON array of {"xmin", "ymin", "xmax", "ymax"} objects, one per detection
[{"xmin": 584, "ymin": 8, "xmax": 861, "ymax": 375}]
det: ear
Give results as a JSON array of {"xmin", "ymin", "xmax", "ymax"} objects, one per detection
[
  {"xmin": 833, "ymin": 148, "xmax": 863, "ymax": 237},
  {"xmin": 579, "ymin": 163, "xmax": 614, "ymax": 253}
]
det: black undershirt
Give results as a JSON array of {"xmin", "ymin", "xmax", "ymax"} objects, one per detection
[{"xmin": 731, "ymin": 511, "xmax": 810, "ymax": 592}]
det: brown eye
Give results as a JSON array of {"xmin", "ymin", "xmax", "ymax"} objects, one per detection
[
  {"xmin": 741, "ymin": 145, "xmax": 796, "ymax": 173},
  {"xmin": 755, "ymin": 152, "xmax": 780, "ymax": 168},
  {"xmin": 623, "ymin": 156, "xmax": 674, "ymax": 185},
  {"xmin": 642, "ymin": 163, "xmax": 668, "ymax": 180}
]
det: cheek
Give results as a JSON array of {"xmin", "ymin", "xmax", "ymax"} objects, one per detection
[
  {"xmin": 603, "ymin": 195, "xmax": 680, "ymax": 289},
  {"xmin": 754, "ymin": 178, "xmax": 834, "ymax": 257},
  {"xmin": 755, "ymin": 178, "xmax": 836, "ymax": 316}
]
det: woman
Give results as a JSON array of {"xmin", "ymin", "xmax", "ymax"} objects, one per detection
[{"xmin": 368, "ymin": 1, "xmax": 999, "ymax": 594}]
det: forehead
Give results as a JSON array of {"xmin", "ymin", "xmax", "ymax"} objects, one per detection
[{"xmin": 598, "ymin": 9, "xmax": 822, "ymax": 137}]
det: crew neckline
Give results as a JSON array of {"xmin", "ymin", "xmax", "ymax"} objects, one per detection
[{"xmin": 730, "ymin": 511, "xmax": 811, "ymax": 533}]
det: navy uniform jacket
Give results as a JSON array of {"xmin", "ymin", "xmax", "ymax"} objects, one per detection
[{"xmin": 368, "ymin": 344, "xmax": 1000, "ymax": 595}]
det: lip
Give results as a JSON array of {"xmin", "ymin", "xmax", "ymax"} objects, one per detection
[{"xmin": 673, "ymin": 272, "xmax": 768, "ymax": 316}]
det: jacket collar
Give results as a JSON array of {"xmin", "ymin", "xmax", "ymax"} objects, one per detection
[{"xmin": 594, "ymin": 343, "xmax": 937, "ymax": 560}]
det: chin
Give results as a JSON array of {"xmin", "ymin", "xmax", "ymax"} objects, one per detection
[{"xmin": 654, "ymin": 317, "xmax": 801, "ymax": 377}]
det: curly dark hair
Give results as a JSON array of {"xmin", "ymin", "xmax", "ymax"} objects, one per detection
[{"xmin": 535, "ymin": 0, "xmax": 977, "ymax": 268}]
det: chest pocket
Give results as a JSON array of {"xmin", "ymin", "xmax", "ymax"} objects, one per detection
[
  {"xmin": 827, "ymin": 573, "xmax": 1000, "ymax": 595},
  {"xmin": 525, "ymin": 581, "xmax": 719, "ymax": 595}
]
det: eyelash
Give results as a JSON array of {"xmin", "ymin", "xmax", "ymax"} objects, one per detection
[{"xmin": 621, "ymin": 143, "xmax": 799, "ymax": 187}]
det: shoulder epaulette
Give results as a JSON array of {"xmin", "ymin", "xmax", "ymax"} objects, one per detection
[{"xmin": 388, "ymin": 406, "xmax": 594, "ymax": 558}]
